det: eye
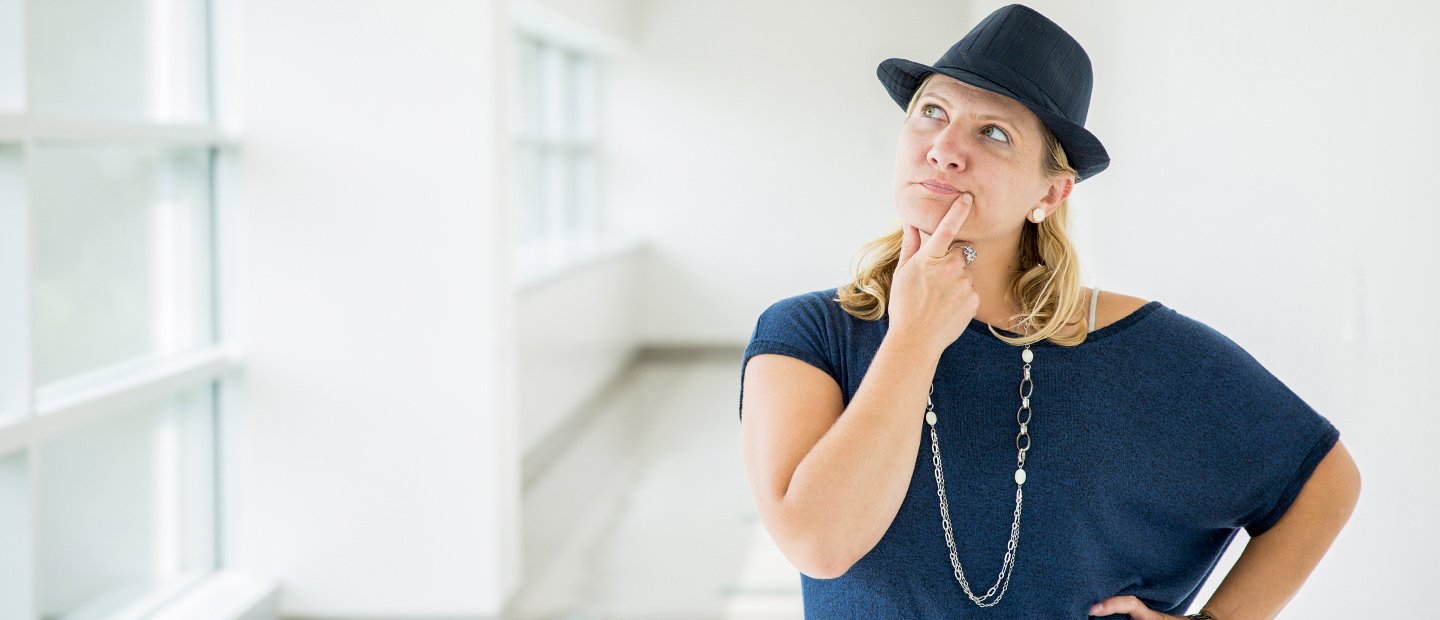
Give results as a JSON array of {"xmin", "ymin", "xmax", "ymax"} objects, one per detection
[
  {"xmin": 921, "ymin": 103, "xmax": 945, "ymax": 120},
  {"xmin": 982, "ymin": 124, "xmax": 1011, "ymax": 144}
]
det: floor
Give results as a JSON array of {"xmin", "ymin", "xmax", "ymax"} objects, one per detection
[{"xmin": 504, "ymin": 347, "xmax": 803, "ymax": 620}]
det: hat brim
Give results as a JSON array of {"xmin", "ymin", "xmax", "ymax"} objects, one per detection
[{"xmin": 878, "ymin": 57, "xmax": 1110, "ymax": 183}]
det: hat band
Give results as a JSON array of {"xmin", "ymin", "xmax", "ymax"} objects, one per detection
[{"xmin": 941, "ymin": 51, "xmax": 1067, "ymax": 120}]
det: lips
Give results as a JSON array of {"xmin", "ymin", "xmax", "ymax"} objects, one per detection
[{"xmin": 919, "ymin": 179, "xmax": 961, "ymax": 193}]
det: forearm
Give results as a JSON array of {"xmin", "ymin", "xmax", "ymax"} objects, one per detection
[
  {"xmin": 1198, "ymin": 528, "xmax": 1320, "ymax": 620},
  {"xmin": 1199, "ymin": 442, "xmax": 1361, "ymax": 620},
  {"xmin": 783, "ymin": 332, "xmax": 941, "ymax": 577}
]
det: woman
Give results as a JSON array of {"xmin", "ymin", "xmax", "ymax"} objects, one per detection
[{"xmin": 737, "ymin": 4, "xmax": 1360, "ymax": 619}]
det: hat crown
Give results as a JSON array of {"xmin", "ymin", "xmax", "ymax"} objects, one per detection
[
  {"xmin": 875, "ymin": 3, "xmax": 1110, "ymax": 181},
  {"xmin": 941, "ymin": 4, "xmax": 1093, "ymax": 126}
]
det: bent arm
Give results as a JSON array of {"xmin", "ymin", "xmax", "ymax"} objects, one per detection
[
  {"xmin": 742, "ymin": 332, "xmax": 941, "ymax": 579},
  {"xmin": 1200, "ymin": 439, "xmax": 1361, "ymax": 620}
]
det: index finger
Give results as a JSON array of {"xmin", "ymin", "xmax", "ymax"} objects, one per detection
[
  {"xmin": 921, "ymin": 192, "xmax": 974, "ymax": 259},
  {"xmin": 898, "ymin": 222, "xmax": 920, "ymax": 269}
]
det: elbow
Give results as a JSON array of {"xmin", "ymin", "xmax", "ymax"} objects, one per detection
[
  {"xmin": 793, "ymin": 534, "xmax": 858, "ymax": 580},
  {"xmin": 778, "ymin": 522, "xmax": 856, "ymax": 580},
  {"xmin": 762, "ymin": 496, "xmax": 860, "ymax": 580},
  {"xmin": 799, "ymin": 550, "xmax": 854, "ymax": 580},
  {"xmin": 803, "ymin": 566, "xmax": 846, "ymax": 580}
]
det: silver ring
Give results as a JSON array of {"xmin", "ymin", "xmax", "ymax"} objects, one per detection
[{"xmin": 961, "ymin": 245, "xmax": 978, "ymax": 264}]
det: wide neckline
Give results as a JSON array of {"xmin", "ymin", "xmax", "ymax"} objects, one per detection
[{"xmin": 964, "ymin": 300, "xmax": 1165, "ymax": 348}]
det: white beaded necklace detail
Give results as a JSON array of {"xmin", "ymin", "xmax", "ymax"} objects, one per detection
[{"xmin": 924, "ymin": 339, "xmax": 1032, "ymax": 607}]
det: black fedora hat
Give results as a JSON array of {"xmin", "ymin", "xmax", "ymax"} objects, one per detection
[{"xmin": 877, "ymin": 3, "xmax": 1110, "ymax": 182}]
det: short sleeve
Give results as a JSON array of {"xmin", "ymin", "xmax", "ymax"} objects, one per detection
[
  {"xmin": 1198, "ymin": 327, "xmax": 1342, "ymax": 538},
  {"xmin": 738, "ymin": 291, "xmax": 843, "ymax": 422}
]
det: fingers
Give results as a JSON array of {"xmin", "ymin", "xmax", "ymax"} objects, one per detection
[
  {"xmin": 898, "ymin": 222, "xmax": 920, "ymax": 269},
  {"xmin": 921, "ymin": 192, "xmax": 974, "ymax": 260},
  {"xmin": 1089, "ymin": 595, "xmax": 1167, "ymax": 619}
]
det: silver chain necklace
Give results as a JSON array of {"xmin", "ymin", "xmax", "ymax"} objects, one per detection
[{"xmin": 924, "ymin": 322, "xmax": 1033, "ymax": 607}]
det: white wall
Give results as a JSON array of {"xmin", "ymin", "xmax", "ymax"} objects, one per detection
[
  {"xmin": 516, "ymin": 249, "xmax": 644, "ymax": 454},
  {"xmin": 609, "ymin": 0, "xmax": 1438, "ymax": 616},
  {"xmin": 608, "ymin": 0, "xmax": 974, "ymax": 346},
  {"xmin": 524, "ymin": 0, "xmax": 638, "ymax": 42},
  {"xmin": 231, "ymin": 0, "xmax": 518, "ymax": 615}
]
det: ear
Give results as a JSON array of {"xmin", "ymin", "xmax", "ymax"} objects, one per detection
[{"xmin": 1036, "ymin": 174, "xmax": 1074, "ymax": 217}]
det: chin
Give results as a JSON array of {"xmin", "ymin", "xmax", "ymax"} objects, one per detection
[{"xmin": 897, "ymin": 204, "xmax": 943, "ymax": 232}]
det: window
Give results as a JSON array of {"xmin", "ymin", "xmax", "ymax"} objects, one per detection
[
  {"xmin": 510, "ymin": 8, "xmax": 618, "ymax": 287},
  {"xmin": 0, "ymin": 0, "xmax": 236, "ymax": 617}
]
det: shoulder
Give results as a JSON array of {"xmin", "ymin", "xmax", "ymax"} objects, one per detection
[
  {"xmin": 1092, "ymin": 288, "xmax": 1152, "ymax": 331},
  {"xmin": 761, "ymin": 287, "xmax": 843, "ymax": 317},
  {"xmin": 1130, "ymin": 299, "xmax": 1256, "ymax": 368},
  {"xmin": 753, "ymin": 287, "xmax": 848, "ymax": 332},
  {"xmin": 1094, "ymin": 290, "xmax": 1220, "ymax": 345}
]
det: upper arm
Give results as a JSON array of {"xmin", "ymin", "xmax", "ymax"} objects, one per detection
[
  {"xmin": 1203, "ymin": 439, "xmax": 1360, "ymax": 619},
  {"xmin": 739, "ymin": 352, "xmax": 844, "ymax": 550},
  {"xmin": 1258, "ymin": 438, "xmax": 1361, "ymax": 539}
]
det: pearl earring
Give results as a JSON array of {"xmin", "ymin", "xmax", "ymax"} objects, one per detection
[{"xmin": 1031, "ymin": 207, "xmax": 1046, "ymax": 223}]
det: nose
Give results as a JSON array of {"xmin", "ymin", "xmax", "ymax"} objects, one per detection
[{"xmin": 927, "ymin": 130, "xmax": 968, "ymax": 172}]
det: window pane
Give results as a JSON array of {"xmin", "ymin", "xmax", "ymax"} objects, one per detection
[
  {"xmin": 540, "ymin": 148, "xmax": 569, "ymax": 235},
  {"xmin": 512, "ymin": 142, "xmax": 543, "ymax": 243},
  {"xmin": 37, "ymin": 385, "xmax": 217, "ymax": 618},
  {"xmin": 511, "ymin": 35, "xmax": 542, "ymax": 139},
  {"xmin": 574, "ymin": 150, "xmax": 599, "ymax": 235},
  {"xmin": 29, "ymin": 0, "xmax": 211, "ymax": 122},
  {"xmin": 571, "ymin": 53, "xmax": 597, "ymax": 144},
  {"xmin": 0, "ymin": 451, "xmax": 29, "ymax": 619},
  {"xmin": 512, "ymin": 37, "xmax": 605, "ymax": 269},
  {"xmin": 32, "ymin": 145, "xmax": 215, "ymax": 386},
  {"xmin": 0, "ymin": 0, "xmax": 21, "ymax": 113},
  {"xmin": 563, "ymin": 149, "xmax": 583, "ymax": 235},
  {"xmin": 538, "ymin": 43, "xmax": 568, "ymax": 141}
]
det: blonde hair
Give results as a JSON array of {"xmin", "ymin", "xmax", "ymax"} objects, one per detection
[{"xmin": 835, "ymin": 73, "xmax": 1089, "ymax": 347}]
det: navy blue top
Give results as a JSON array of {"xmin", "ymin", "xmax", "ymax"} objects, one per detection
[{"xmin": 738, "ymin": 288, "xmax": 1340, "ymax": 619}]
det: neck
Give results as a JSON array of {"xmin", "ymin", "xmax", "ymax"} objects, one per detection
[{"xmin": 916, "ymin": 229, "xmax": 1027, "ymax": 334}]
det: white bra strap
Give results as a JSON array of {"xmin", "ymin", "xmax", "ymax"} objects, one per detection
[{"xmin": 1088, "ymin": 287, "xmax": 1101, "ymax": 333}]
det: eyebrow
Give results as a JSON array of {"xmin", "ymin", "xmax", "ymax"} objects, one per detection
[{"xmin": 920, "ymin": 91, "xmax": 1024, "ymax": 137}]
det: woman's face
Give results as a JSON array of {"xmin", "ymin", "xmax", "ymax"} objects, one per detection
[{"xmin": 892, "ymin": 74, "xmax": 1068, "ymax": 244}]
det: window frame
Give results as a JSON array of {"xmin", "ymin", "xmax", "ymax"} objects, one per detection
[
  {"xmin": 509, "ymin": 2, "xmax": 637, "ymax": 289},
  {"xmin": 0, "ymin": 0, "xmax": 251, "ymax": 616}
]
